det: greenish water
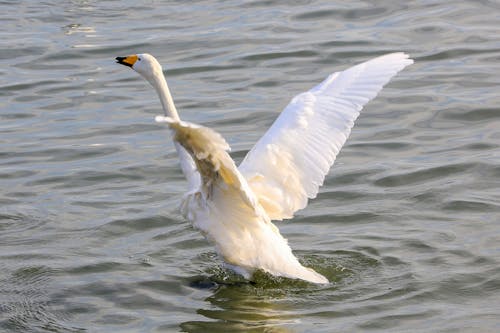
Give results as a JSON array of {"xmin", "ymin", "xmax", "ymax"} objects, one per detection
[{"xmin": 1, "ymin": 1, "xmax": 499, "ymax": 332}]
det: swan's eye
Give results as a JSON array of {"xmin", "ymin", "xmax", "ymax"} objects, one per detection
[{"xmin": 138, "ymin": 57, "xmax": 142, "ymax": 61}]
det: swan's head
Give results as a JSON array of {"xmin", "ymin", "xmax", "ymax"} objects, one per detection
[{"xmin": 116, "ymin": 53, "xmax": 163, "ymax": 84}]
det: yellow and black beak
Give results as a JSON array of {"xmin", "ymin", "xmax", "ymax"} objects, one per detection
[{"xmin": 116, "ymin": 54, "xmax": 138, "ymax": 68}]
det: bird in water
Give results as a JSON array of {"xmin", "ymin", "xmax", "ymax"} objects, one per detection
[{"xmin": 116, "ymin": 52, "xmax": 413, "ymax": 284}]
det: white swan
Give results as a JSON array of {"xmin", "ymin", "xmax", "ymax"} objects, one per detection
[{"xmin": 116, "ymin": 52, "xmax": 413, "ymax": 283}]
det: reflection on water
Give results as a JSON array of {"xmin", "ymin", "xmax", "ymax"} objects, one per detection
[
  {"xmin": 183, "ymin": 283, "xmax": 297, "ymax": 332},
  {"xmin": 183, "ymin": 276, "xmax": 309, "ymax": 331},
  {"xmin": 181, "ymin": 250, "xmax": 386, "ymax": 332},
  {"xmin": 1, "ymin": 0, "xmax": 499, "ymax": 332}
]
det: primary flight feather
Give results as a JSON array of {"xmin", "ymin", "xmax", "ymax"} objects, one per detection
[{"xmin": 116, "ymin": 52, "xmax": 413, "ymax": 283}]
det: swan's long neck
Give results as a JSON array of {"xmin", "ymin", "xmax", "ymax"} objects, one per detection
[
  {"xmin": 148, "ymin": 67, "xmax": 201, "ymax": 190},
  {"xmin": 150, "ymin": 69, "xmax": 180, "ymax": 121}
]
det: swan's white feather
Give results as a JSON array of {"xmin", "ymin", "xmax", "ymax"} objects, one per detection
[
  {"xmin": 160, "ymin": 117, "xmax": 328, "ymax": 283},
  {"xmin": 239, "ymin": 52, "xmax": 413, "ymax": 220}
]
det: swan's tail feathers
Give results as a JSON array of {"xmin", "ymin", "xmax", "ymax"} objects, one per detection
[{"xmin": 155, "ymin": 115, "xmax": 258, "ymax": 209}]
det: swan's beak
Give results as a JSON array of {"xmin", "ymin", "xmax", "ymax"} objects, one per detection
[{"xmin": 116, "ymin": 55, "xmax": 138, "ymax": 68}]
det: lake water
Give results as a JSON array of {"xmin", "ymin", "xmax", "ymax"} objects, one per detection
[{"xmin": 1, "ymin": 1, "xmax": 499, "ymax": 332}]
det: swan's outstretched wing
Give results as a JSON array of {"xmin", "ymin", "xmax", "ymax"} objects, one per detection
[
  {"xmin": 156, "ymin": 116, "xmax": 259, "ymax": 210},
  {"xmin": 239, "ymin": 52, "xmax": 413, "ymax": 220},
  {"xmin": 174, "ymin": 143, "xmax": 201, "ymax": 192}
]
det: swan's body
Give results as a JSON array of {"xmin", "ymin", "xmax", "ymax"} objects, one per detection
[{"xmin": 116, "ymin": 52, "xmax": 413, "ymax": 283}]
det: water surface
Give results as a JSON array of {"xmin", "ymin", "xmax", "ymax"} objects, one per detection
[{"xmin": 1, "ymin": 1, "xmax": 499, "ymax": 332}]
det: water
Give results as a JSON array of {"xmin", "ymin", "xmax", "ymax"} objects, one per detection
[{"xmin": 1, "ymin": 0, "xmax": 499, "ymax": 332}]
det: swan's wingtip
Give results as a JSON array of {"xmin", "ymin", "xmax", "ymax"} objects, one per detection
[
  {"xmin": 401, "ymin": 52, "xmax": 414, "ymax": 64},
  {"xmin": 380, "ymin": 52, "xmax": 414, "ymax": 69},
  {"xmin": 396, "ymin": 52, "xmax": 414, "ymax": 65}
]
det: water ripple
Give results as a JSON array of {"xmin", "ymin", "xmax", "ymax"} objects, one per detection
[{"xmin": 1, "ymin": 0, "xmax": 499, "ymax": 332}]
